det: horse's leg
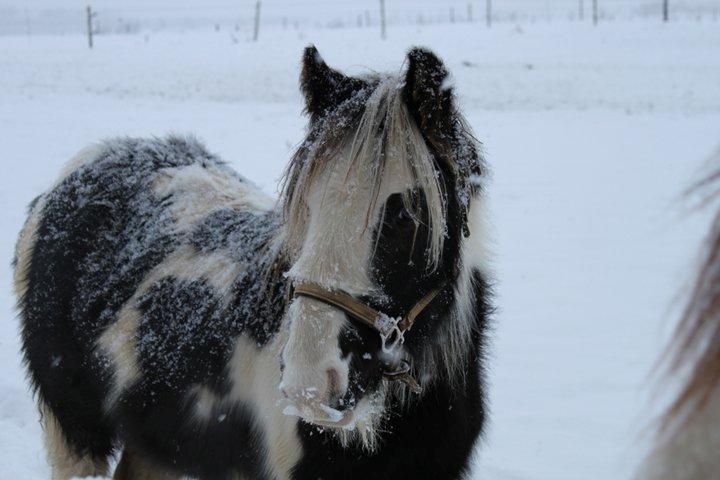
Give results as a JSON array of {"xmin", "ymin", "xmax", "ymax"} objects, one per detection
[
  {"xmin": 113, "ymin": 449, "xmax": 180, "ymax": 480},
  {"xmin": 40, "ymin": 402, "xmax": 109, "ymax": 480}
]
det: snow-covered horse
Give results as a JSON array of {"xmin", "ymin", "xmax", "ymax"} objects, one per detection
[
  {"xmin": 636, "ymin": 159, "xmax": 720, "ymax": 479},
  {"xmin": 14, "ymin": 46, "xmax": 491, "ymax": 479}
]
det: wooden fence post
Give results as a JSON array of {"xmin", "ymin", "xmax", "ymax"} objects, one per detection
[
  {"xmin": 253, "ymin": 1, "xmax": 261, "ymax": 41},
  {"xmin": 592, "ymin": 0, "xmax": 598, "ymax": 25},
  {"xmin": 86, "ymin": 5, "xmax": 94, "ymax": 49},
  {"xmin": 380, "ymin": 0, "xmax": 387, "ymax": 40}
]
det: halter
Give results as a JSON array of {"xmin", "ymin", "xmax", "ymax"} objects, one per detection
[{"xmin": 292, "ymin": 282, "xmax": 445, "ymax": 394}]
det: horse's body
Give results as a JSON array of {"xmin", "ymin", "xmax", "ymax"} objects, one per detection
[{"xmin": 15, "ymin": 48, "xmax": 491, "ymax": 479}]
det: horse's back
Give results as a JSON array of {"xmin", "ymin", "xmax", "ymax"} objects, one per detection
[{"xmin": 15, "ymin": 135, "xmax": 277, "ymax": 468}]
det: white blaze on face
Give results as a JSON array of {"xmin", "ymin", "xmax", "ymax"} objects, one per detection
[
  {"xmin": 279, "ymin": 139, "xmax": 415, "ymax": 426},
  {"xmin": 279, "ymin": 300, "xmax": 350, "ymax": 416}
]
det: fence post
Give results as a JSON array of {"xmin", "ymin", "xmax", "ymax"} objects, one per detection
[
  {"xmin": 24, "ymin": 5, "xmax": 32, "ymax": 38},
  {"xmin": 468, "ymin": 2, "xmax": 474, "ymax": 22},
  {"xmin": 86, "ymin": 5, "xmax": 94, "ymax": 49},
  {"xmin": 486, "ymin": 0, "xmax": 492, "ymax": 27},
  {"xmin": 253, "ymin": 0, "xmax": 261, "ymax": 41},
  {"xmin": 663, "ymin": 0, "xmax": 669, "ymax": 21},
  {"xmin": 579, "ymin": 0, "xmax": 584, "ymax": 20},
  {"xmin": 450, "ymin": 7, "xmax": 455, "ymax": 23},
  {"xmin": 592, "ymin": 0, "xmax": 598, "ymax": 25},
  {"xmin": 379, "ymin": 0, "xmax": 387, "ymax": 40}
]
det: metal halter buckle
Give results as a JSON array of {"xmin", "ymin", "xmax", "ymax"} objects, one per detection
[{"xmin": 376, "ymin": 313, "xmax": 404, "ymax": 354}]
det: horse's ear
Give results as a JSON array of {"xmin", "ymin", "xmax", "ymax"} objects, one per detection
[
  {"xmin": 403, "ymin": 48, "xmax": 455, "ymax": 139},
  {"xmin": 300, "ymin": 45, "xmax": 366, "ymax": 119}
]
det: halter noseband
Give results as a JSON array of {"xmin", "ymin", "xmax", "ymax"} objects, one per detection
[{"xmin": 292, "ymin": 282, "xmax": 445, "ymax": 394}]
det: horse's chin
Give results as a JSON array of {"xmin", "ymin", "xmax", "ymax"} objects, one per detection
[
  {"xmin": 282, "ymin": 400, "xmax": 358, "ymax": 429},
  {"xmin": 306, "ymin": 410, "xmax": 356, "ymax": 429},
  {"xmin": 282, "ymin": 393, "xmax": 385, "ymax": 432}
]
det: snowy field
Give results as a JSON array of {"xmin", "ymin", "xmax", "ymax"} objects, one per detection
[{"xmin": 1, "ymin": 17, "xmax": 720, "ymax": 480}]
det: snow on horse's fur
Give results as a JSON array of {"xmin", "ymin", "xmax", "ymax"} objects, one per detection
[{"xmin": 14, "ymin": 46, "xmax": 492, "ymax": 479}]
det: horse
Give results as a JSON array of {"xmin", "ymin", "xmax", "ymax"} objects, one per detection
[
  {"xmin": 13, "ymin": 46, "xmax": 492, "ymax": 480},
  {"xmin": 636, "ymin": 155, "xmax": 720, "ymax": 479}
]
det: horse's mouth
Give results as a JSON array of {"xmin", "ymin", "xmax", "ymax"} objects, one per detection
[
  {"xmin": 308, "ymin": 411, "xmax": 355, "ymax": 428},
  {"xmin": 282, "ymin": 402, "xmax": 356, "ymax": 429}
]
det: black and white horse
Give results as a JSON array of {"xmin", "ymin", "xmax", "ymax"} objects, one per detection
[{"xmin": 14, "ymin": 46, "xmax": 492, "ymax": 479}]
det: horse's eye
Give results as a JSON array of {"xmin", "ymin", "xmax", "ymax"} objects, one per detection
[{"xmin": 398, "ymin": 208, "xmax": 412, "ymax": 222}]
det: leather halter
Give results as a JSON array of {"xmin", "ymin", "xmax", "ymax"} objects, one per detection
[{"xmin": 292, "ymin": 282, "xmax": 445, "ymax": 394}]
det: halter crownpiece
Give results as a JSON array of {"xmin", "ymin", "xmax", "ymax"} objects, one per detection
[{"xmin": 292, "ymin": 282, "xmax": 445, "ymax": 394}]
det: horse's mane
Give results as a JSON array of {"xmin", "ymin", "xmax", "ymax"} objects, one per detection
[
  {"xmin": 661, "ymin": 150, "xmax": 720, "ymax": 434},
  {"xmin": 279, "ymin": 76, "xmax": 454, "ymax": 269}
]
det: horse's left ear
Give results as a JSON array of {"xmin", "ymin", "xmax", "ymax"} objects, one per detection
[
  {"xmin": 300, "ymin": 45, "xmax": 367, "ymax": 119},
  {"xmin": 403, "ymin": 48, "xmax": 456, "ymax": 140}
]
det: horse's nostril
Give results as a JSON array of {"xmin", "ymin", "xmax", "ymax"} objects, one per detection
[
  {"xmin": 326, "ymin": 368, "xmax": 344, "ymax": 408},
  {"xmin": 326, "ymin": 368, "xmax": 340, "ymax": 396}
]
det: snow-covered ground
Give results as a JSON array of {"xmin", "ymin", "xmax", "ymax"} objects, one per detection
[{"xmin": 1, "ymin": 19, "xmax": 719, "ymax": 480}]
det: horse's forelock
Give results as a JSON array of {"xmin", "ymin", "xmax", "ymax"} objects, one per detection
[{"xmin": 280, "ymin": 75, "xmax": 478, "ymax": 270}]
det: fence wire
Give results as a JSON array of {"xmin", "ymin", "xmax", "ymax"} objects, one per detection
[{"xmin": 0, "ymin": 0, "xmax": 718, "ymax": 36}]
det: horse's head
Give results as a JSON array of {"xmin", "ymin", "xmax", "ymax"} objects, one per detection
[{"xmin": 278, "ymin": 46, "xmax": 484, "ymax": 440}]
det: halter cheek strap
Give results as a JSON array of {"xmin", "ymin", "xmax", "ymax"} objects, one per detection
[{"xmin": 292, "ymin": 282, "xmax": 445, "ymax": 394}]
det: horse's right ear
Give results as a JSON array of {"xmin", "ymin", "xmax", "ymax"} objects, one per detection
[
  {"xmin": 403, "ymin": 48, "xmax": 456, "ymax": 141},
  {"xmin": 300, "ymin": 45, "xmax": 366, "ymax": 119}
]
